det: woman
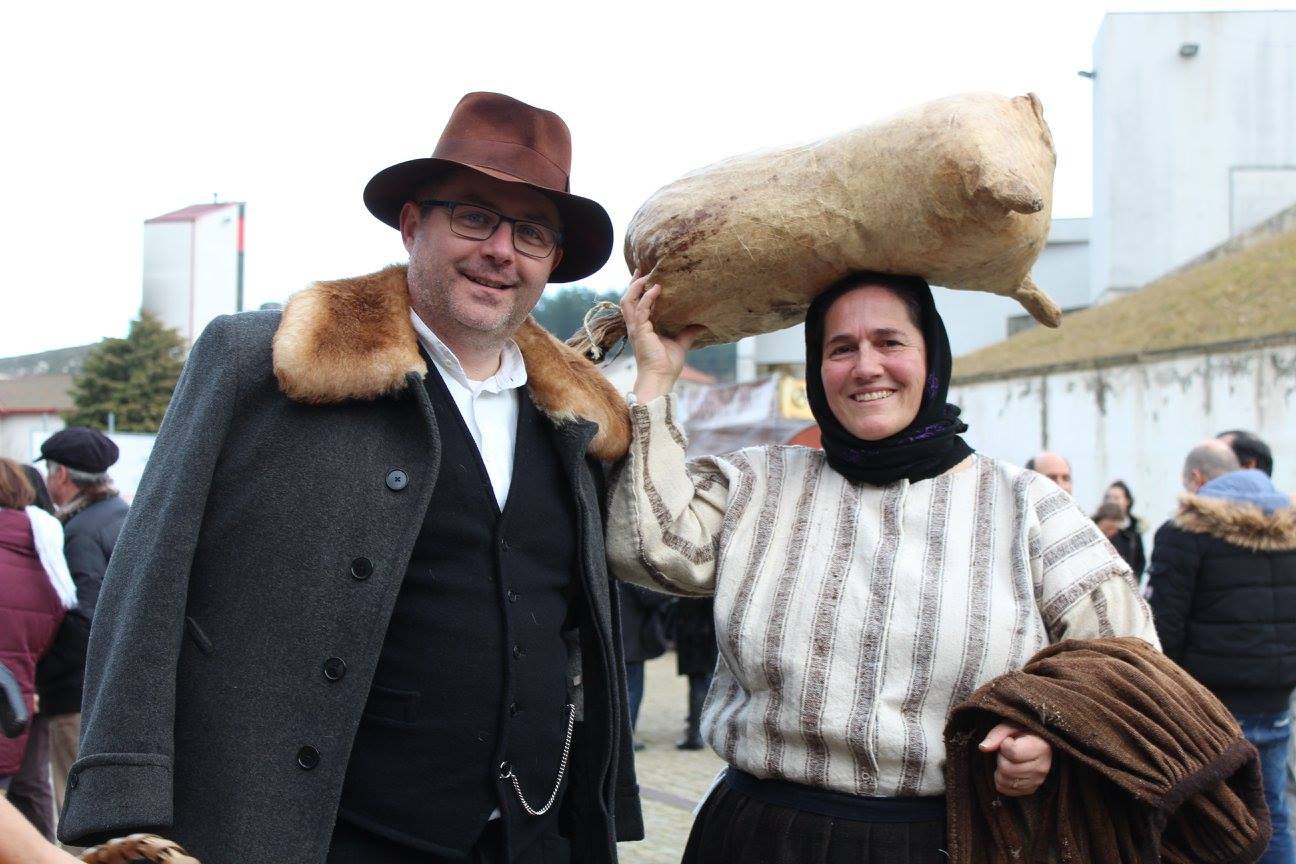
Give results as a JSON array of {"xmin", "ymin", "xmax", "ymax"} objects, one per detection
[
  {"xmin": 0, "ymin": 459, "xmax": 75, "ymax": 797},
  {"xmin": 1102, "ymin": 480, "xmax": 1146, "ymax": 580},
  {"xmin": 607, "ymin": 271, "xmax": 1158, "ymax": 862}
]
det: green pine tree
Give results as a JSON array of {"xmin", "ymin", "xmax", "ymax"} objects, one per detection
[{"xmin": 64, "ymin": 310, "xmax": 186, "ymax": 433}]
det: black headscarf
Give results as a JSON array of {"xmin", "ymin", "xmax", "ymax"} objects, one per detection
[{"xmin": 804, "ymin": 272, "xmax": 974, "ymax": 486}]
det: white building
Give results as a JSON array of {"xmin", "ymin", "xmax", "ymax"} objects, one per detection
[
  {"xmin": 1092, "ymin": 10, "xmax": 1296, "ymax": 301},
  {"xmin": 142, "ymin": 202, "xmax": 246, "ymax": 349}
]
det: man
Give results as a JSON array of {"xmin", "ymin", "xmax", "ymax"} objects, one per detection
[
  {"xmin": 59, "ymin": 93, "xmax": 642, "ymax": 864},
  {"xmin": 1148, "ymin": 439, "xmax": 1296, "ymax": 864},
  {"xmin": 1219, "ymin": 429, "xmax": 1275, "ymax": 477},
  {"xmin": 19, "ymin": 429, "xmax": 127, "ymax": 836},
  {"xmin": 1025, "ymin": 450, "xmax": 1073, "ymax": 494}
]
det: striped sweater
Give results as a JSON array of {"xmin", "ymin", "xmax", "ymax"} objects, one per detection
[{"xmin": 607, "ymin": 395, "xmax": 1159, "ymax": 797}]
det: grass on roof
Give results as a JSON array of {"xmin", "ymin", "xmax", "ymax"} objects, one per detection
[{"xmin": 953, "ymin": 228, "xmax": 1296, "ymax": 380}]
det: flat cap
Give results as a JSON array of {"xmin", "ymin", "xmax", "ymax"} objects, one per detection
[{"xmin": 37, "ymin": 427, "xmax": 119, "ymax": 473}]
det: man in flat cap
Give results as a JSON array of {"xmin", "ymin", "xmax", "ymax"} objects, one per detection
[
  {"xmin": 60, "ymin": 93, "xmax": 642, "ymax": 864},
  {"xmin": 21, "ymin": 428, "xmax": 128, "ymax": 838}
]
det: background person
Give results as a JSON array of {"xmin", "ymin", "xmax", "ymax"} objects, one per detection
[
  {"xmin": 5, "ymin": 467, "xmax": 60, "ymax": 840},
  {"xmin": 608, "ymin": 270, "xmax": 1157, "ymax": 863},
  {"xmin": 618, "ymin": 584, "xmax": 672, "ymax": 747},
  {"xmin": 671, "ymin": 598, "xmax": 716, "ymax": 751},
  {"xmin": 1101, "ymin": 479, "xmax": 1146, "ymax": 581},
  {"xmin": 0, "ymin": 459, "xmax": 75, "ymax": 799},
  {"xmin": 1147, "ymin": 439, "xmax": 1296, "ymax": 864},
  {"xmin": 1219, "ymin": 429, "xmax": 1275, "ymax": 477},
  {"xmin": 1025, "ymin": 451, "xmax": 1073, "ymax": 494},
  {"xmin": 33, "ymin": 427, "xmax": 127, "ymax": 832}
]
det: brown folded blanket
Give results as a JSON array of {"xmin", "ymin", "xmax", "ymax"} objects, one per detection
[{"xmin": 944, "ymin": 637, "xmax": 1270, "ymax": 864}]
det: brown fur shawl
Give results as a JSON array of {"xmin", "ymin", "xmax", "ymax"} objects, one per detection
[
  {"xmin": 945, "ymin": 637, "xmax": 1270, "ymax": 864},
  {"xmin": 1174, "ymin": 494, "xmax": 1296, "ymax": 553},
  {"xmin": 270, "ymin": 265, "xmax": 630, "ymax": 461}
]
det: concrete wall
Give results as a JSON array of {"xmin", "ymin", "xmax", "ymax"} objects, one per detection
[
  {"xmin": 191, "ymin": 207, "xmax": 242, "ymax": 344},
  {"xmin": 1091, "ymin": 11, "xmax": 1296, "ymax": 299},
  {"xmin": 142, "ymin": 221, "xmax": 192, "ymax": 341},
  {"xmin": 0, "ymin": 413, "xmax": 63, "ymax": 462},
  {"xmin": 950, "ymin": 337, "xmax": 1296, "ymax": 535}
]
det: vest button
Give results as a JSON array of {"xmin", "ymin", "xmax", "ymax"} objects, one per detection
[
  {"xmin": 385, "ymin": 469, "xmax": 409, "ymax": 491},
  {"xmin": 323, "ymin": 657, "xmax": 347, "ymax": 681},
  {"xmin": 296, "ymin": 746, "xmax": 320, "ymax": 770},
  {"xmin": 512, "ymin": 644, "xmax": 524, "ymax": 659},
  {"xmin": 507, "ymin": 589, "xmax": 520, "ymax": 603},
  {"xmin": 508, "ymin": 702, "xmax": 520, "ymax": 717},
  {"xmin": 349, "ymin": 557, "xmax": 373, "ymax": 580}
]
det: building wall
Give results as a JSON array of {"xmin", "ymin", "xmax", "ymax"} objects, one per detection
[
  {"xmin": 191, "ymin": 207, "xmax": 242, "ymax": 344},
  {"xmin": 142, "ymin": 221, "xmax": 193, "ymax": 342},
  {"xmin": 950, "ymin": 337, "xmax": 1296, "ymax": 535},
  {"xmin": 1091, "ymin": 11, "xmax": 1296, "ymax": 299},
  {"xmin": 0, "ymin": 413, "xmax": 64, "ymax": 462}
]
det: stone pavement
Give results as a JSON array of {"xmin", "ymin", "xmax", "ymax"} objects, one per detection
[{"xmin": 618, "ymin": 653, "xmax": 726, "ymax": 864}]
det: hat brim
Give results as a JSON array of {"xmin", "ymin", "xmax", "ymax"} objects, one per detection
[{"xmin": 363, "ymin": 158, "xmax": 613, "ymax": 283}]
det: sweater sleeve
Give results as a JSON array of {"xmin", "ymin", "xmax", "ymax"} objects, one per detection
[
  {"xmin": 1145, "ymin": 521, "xmax": 1200, "ymax": 662},
  {"xmin": 1029, "ymin": 479, "xmax": 1159, "ymax": 647},
  {"xmin": 605, "ymin": 394, "xmax": 733, "ymax": 597}
]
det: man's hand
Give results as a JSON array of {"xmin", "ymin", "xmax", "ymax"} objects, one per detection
[
  {"xmin": 621, "ymin": 270, "xmax": 705, "ymax": 403},
  {"xmin": 978, "ymin": 722, "xmax": 1052, "ymax": 797}
]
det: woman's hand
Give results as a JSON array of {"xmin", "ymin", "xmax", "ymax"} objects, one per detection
[
  {"xmin": 621, "ymin": 270, "xmax": 705, "ymax": 403},
  {"xmin": 979, "ymin": 722, "xmax": 1052, "ymax": 796}
]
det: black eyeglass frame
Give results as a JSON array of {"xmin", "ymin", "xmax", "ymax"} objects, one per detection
[{"xmin": 416, "ymin": 199, "xmax": 564, "ymax": 260}]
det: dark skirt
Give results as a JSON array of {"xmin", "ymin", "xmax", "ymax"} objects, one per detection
[{"xmin": 682, "ymin": 769, "xmax": 948, "ymax": 864}]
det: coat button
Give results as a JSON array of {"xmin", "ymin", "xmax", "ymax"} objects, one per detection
[
  {"xmin": 385, "ymin": 469, "xmax": 409, "ymax": 491},
  {"xmin": 323, "ymin": 657, "xmax": 347, "ymax": 681},
  {"xmin": 350, "ymin": 557, "xmax": 373, "ymax": 581},
  {"xmin": 296, "ymin": 746, "xmax": 320, "ymax": 770}
]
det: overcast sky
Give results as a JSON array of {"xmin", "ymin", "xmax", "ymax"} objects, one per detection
[{"xmin": 2, "ymin": 0, "xmax": 1286, "ymax": 357}]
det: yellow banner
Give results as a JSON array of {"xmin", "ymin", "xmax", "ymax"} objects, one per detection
[{"xmin": 779, "ymin": 377, "xmax": 814, "ymax": 420}]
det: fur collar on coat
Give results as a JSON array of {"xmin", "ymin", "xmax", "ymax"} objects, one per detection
[
  {"xmin": 271, "ymin": 265, "xmax": 631, "ymax": 461},
  {"xmin": 1174, "ymin": 494, "xmax": 1296, "ymax": 553}
]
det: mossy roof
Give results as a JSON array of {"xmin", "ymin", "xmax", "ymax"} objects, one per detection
[{"xmin": 953, "ymin": 229, "xmax": 1296, "ymax": 382}]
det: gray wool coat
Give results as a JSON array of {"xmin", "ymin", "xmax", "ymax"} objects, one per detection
[{"xmin": 59, "ymin": 266, "xmax": 642, "ymax": 864}]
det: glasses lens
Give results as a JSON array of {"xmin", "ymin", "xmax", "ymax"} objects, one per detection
[
  {"xmin": 513, "ymin": 221, "xmax": 557, "ymax": 258},
  {"xmin": 449, "ymin": 204, "xmax": 498, "ymax": 240}
]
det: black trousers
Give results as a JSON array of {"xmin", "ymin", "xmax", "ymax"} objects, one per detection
[{"xmin": 326, "ymin": 818, "xmax": 570, "ymax": 864}]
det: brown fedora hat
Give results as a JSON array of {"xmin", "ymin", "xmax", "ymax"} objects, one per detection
[{"xmin": 364, "ymin": 92, "xmax": 612, "ymax": 283}]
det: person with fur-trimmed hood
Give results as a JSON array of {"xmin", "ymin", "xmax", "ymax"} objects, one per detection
[
  {"xmin": 1148, "ymin": 438, "xmax": 1296, "ymax": 864},
  {"xmin": 59, "ymin": 92, "xmax": 642, "ymax": 864}
]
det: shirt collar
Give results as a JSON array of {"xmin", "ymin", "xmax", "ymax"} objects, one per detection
[{"xmin": 408, "ymin": 308, "xmax": 528, "ymax": 394}]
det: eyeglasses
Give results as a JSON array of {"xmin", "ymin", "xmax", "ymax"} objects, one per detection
[{"xmin": 417, "ymin": 199, "xmax": 563, "ymax": 260}]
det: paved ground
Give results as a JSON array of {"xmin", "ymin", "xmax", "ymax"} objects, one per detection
[{"xmin": 617, "ymin": 653, "xmax": 725, "ymax": 864}]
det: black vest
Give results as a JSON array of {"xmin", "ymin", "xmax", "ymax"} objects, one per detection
[{"xmin": 337, "ymin": 368, "xmax": 579, "ymax": 856}]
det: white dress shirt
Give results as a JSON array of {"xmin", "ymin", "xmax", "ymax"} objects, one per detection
[{"xmin": 409, "ymin": 309, "xmax": 527, "ymax": 510}]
